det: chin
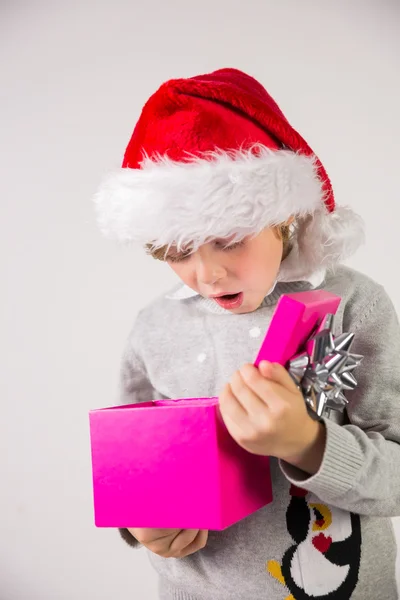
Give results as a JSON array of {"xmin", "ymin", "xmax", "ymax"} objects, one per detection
[
  {"xmin": 231, "ymin": 301, "xmax": 260, "ymax": 314},
  {"xmin": 245, "ymin": 294, "xmax": 266, "ymax": 312}
]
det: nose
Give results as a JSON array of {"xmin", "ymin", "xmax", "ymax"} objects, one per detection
[{"xmin": 195, "ymin": 253, "xmax": 226, "ymax": 286}]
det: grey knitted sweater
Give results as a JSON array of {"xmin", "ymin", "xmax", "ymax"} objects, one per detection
[{"xmin": 117, "ymin": 266, "xmax": 400, "ymax": 600}]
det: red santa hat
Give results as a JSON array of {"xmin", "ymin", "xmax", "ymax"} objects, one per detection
[{"xmin": 94, "ymin": 68, "xmax": 364, "ymax": 280}]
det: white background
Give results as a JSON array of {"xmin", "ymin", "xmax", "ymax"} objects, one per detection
[{"xmin": 1, "ymin": 1, "xmax": 399, "ymax": 598}]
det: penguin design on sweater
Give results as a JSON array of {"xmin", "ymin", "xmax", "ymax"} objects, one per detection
[{"xmin": 267, "ymin": 485, "xmax": 361, "ymax": 599}]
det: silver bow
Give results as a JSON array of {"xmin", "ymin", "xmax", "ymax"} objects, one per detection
[{"xmin": 288, "ymin": 314, "xmax": 363, "ymax": 419}]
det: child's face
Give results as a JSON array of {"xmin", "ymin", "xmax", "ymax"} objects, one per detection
[{"xmin": 166, "ymin": 227, "xmax": 283, "ymax": 314}]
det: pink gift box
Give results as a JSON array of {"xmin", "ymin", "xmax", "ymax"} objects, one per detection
[{"xmin": 89, "ymin": 290, "xmax": 341, "ymax": 529}]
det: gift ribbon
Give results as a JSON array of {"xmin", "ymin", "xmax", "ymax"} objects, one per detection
[{"xmin": 288, "ymin": 314, "xmax": 363, "ymax": 419}]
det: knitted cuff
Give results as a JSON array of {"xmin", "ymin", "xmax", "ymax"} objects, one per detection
[{"xmin": 279, "ymin": 417, "xmax": 364, "ymax": 501}]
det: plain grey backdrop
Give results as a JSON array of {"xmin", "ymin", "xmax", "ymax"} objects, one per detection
[{"xmin": 1, "ymin": 0, "xmax": 399, "ymax": 598}]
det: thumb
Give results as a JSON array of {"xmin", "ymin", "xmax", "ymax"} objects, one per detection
[{"xmin": 258, "ymin": 361, "xmax": 300, "ymax": 393}]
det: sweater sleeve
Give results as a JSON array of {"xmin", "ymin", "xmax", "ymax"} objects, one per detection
[
  {"xmin": 280, "ymin": 285, "xmax": 400, "ymax": 517},
  {"xmin": 117, "ymin": 313, "xmax": 167, "ymax": 548},
  {"xmin": 119, "ymin": 324, "xmax": 164, "ymax": 405}
]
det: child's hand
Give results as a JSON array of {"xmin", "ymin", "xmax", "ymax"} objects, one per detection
[
  {"xmin": 218, "ymin": 361, "xmax": 325, "ymax": 473},
  {"xmin": 128, "ymin": 528, "xmax": 208, "ymax": 558}
]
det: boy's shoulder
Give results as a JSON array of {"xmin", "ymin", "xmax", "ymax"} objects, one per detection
[
  {"xmin": 323, "ymin": 264, "xmax": 391, "ymax": 326},
  {"xmin": 124, "ymin": 283, "xmax": 192, "ymax": 352},
  {"xmin": 323, "ymin": 264, "xmax": 384, "ymax": 297},
  {"xmin": 132, "ymin": 283, "xmax": 195, "ymax": 329}
]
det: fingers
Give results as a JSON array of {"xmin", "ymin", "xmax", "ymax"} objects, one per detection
[
  {"xmin": 240, "ymin": 362, "xmax": 299, "ymax": 403},
  {"xmin": 258, "ymin": 361, "xmax": 299, "ymax": 393},
  {"xmin": 133, "ymin": 528, "xmax": 208, "ymax": 558},
  {"xmin": 229, "ymin": 370, "xmax": 267, "ymax": 415},
  {"xmin": 238, "ymin": 364, "xmax": 277, "ymax": 407},
  {"xmin": 219, "ymin": 382, "xmax": 248, "ymax": 421},
  {"xmin": 129, "ymin": 527, "xmax": 180, "ymax": 546},
  {"xmin": 173, "ymin": 529, "xmax": 209, "ymax": 558},
  {"xmin": 168, "ymin": 528, "xmax": 203, "ymax": 556}
]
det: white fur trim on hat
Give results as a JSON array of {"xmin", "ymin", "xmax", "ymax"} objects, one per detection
[
  {"xmin": 93, "ymin": 146, "xmax": 364, "ymax": 277},
  {"xmin": 94, "ymin": 146, "xmax": 325, "ymax": 250}
]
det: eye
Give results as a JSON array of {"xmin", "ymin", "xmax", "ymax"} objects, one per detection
[{"xmin": 216, "ymin": 239, "xmax": 246, "ymax": 252}]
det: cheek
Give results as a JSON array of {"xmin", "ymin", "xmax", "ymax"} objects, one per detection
[
  {"xmin": 168, "ymin": 261, "xmax": 196, "ymax": 287},
  {"xmin": 232, "ymin": 258, "xmax": 261, "ymax": 284},
  {"xmin": 235, "ymin": 243, "xmax": 282, "ymax": 284}
]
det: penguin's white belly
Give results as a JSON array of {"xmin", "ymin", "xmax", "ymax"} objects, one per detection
[{"xmin": 290, "ymin": 541, "xmax": 349, "ymax": 595}]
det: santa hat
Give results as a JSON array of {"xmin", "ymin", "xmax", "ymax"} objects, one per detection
[{"xmin": 94, "ymin": 68, "xmax": 364, "ymax": 281}]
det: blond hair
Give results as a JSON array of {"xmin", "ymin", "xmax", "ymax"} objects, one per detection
[{"xmin": 146, "ymin": 223, "xmax": 293, "ymax": 262}]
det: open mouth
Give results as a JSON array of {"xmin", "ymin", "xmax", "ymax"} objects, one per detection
[{"xmin": 213, "ymin": 292, "xmax": 244, "ymax": 309}]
